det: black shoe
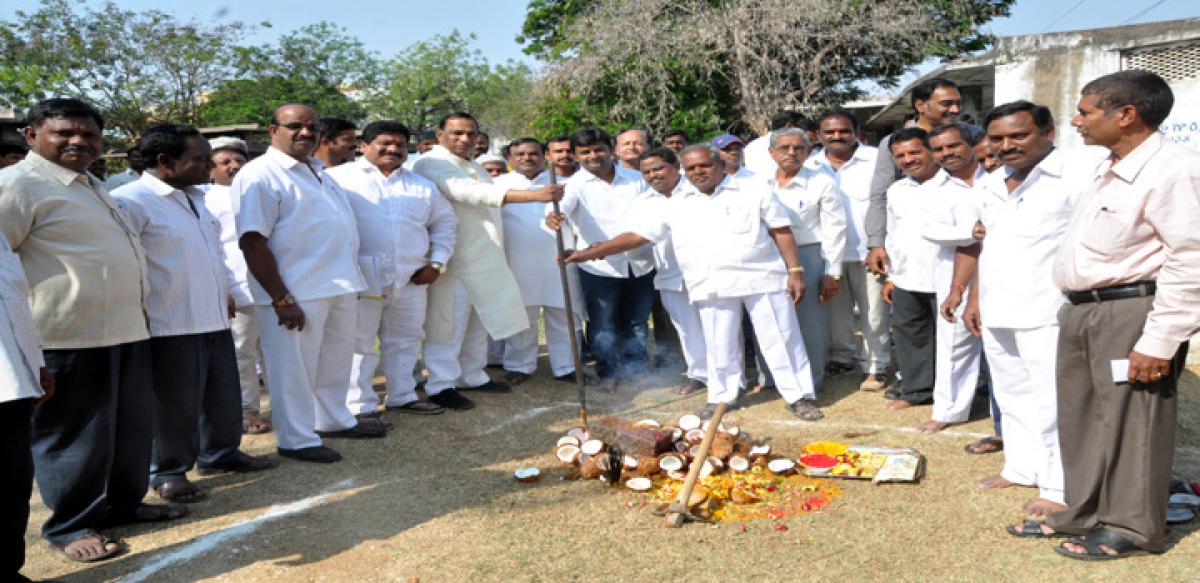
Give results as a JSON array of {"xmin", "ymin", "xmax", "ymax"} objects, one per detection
[
  {"xmin": 504, "ymin": 371, "xmax": 532, "ymax": 385},
  {"xmin": 485, "ymin": 363, "xmax": 504, "ymax": 370},
  {"xmin": 315, "ymin": 423, "xmax": 387, "ymax": 439},
  {"xmin": 554, "ymin": 372, "xmax": 578, "ymax": 383},
  {"xmin": 278, "ymin": 445, "xmax": 342, "ymax": 463},
  {"xmin": 197, "ymin": 452, "xmax": 278, "ymax": 475},
  {"xmin": 428, "ymin": 389, "xmax": 475, "ymax": 410},
  {"xmin": 825, "ymin": 361, "xmax": 857, "ymax": 377},
  {"xmin": 461, "ymin": 379, "xmax": 512, "ymax": 393}
]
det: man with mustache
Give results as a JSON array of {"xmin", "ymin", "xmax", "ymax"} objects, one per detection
[
  {"xmin": 545, "ymin": 135, "xmax": 578, "ymax": 180},
  {"xmin": 235, "ymin": 103, "xmax": 375, "ymax": 465},
  {"xmin": 661, "ymin": 130, "xmax": 688, "ymax": 153},
  {"xmin": 744, "ymin": 110, "xmax": 804, "ymax": 177},
  {"xmin": 557, "ymin": 145, "xmax": 821, "ymax": 420},
  {"xmin": 808, "ymin": 110, "xmax": 891, "ymax": 393},
  {"xmin": 328, "ymin": 120, "xmax": 457, "ymax": 420},
  {"xmin": 879, "ymin": 128, "xmax": 942, "ymax": 412},
  {"xmin": 1, "ymin": 98, "xmax": 182, "ymax": 562},
  {"xmin": 864, "ymin": 78, "xmax": 967, "ymax": 277},
  {"xmin": 964, "ymin": 101, "xmax": 1102, "ymax": 516},
  {"xmin": 113, "ymin": 124, "xmax": 276, "ymax": 504},
  {"xmin": 314, "ymin": 117, "xmax": 358, "ymax": 169}
]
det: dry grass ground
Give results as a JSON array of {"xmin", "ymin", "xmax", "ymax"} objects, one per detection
[{"xmin": 21, "ymin": 357, "xmax": 1200, "ymax": 582}]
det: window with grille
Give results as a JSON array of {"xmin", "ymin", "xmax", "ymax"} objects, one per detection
[{"xmin": 1122, "ymin": 41, "xmax": 1200, "ymax": 81}]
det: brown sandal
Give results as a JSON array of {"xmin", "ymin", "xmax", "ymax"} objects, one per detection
[
  {"xmin": 674, "ymin": 379, "xmax": 705, "ymax": 395},
  {"xmin": 243, "ymin": 410, "xmax": 272, "ymax": 434},
  {"xmin": 53, "ymin": 530, "xmax": 126, "ymax": 563}
]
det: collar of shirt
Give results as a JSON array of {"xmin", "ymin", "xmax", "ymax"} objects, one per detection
[
  {"xmin": 351, "ymin": 156, "xmax": 411, "ymax": 181},
  {"xmin": 1103, "ymin": 131, "xmax": 1163, "ymax": 184},
  {"xmin": 679, "ymin": 175, "xmax": 739, "ymax": 199},
  {"xmin": 929, "ymin": 165, "xmax": 986, "ymax": 190},
  {"xmin": 808, "ymin": 144, "xmax": 874, "ymax": 171},
  {"xmin": 264, "ymin": 146, "xmax": 324, "ymax": 176},
  {"xmin": 138, "ymin": 171, "xmax": 206, "ymax": 200},
  {"xmin": 573, "ymin": 165, "xmax": 641, "ymax": 186},
  {"xmin": 992, "ymin": 147, "xmax": 1064, "ymax": 198},
  {"xmin": 23, "ymin": 150, "xmax": 91, "ymax": 187}
]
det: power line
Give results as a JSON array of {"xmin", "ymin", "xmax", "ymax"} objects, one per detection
[
  {"xmin": 1121, "ymin": 0, "xmax": 1169, "ymax": 25},
  {"xmin": 1041, "ymin": 0, "xmax": 1088, "ymax": 33}
]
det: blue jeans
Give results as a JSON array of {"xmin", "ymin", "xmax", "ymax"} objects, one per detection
[{"xmin": 579, "ymin": 269, "xmax": 655, "ymax": 379}]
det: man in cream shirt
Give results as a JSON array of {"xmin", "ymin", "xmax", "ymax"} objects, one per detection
[{"xmin": 414, "ymin": 112, "xmax": 563, "ymax": 411}]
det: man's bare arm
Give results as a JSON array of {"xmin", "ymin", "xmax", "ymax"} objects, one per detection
[
  {"xmin": 564, "ymin": 232, "xmax": 651, "ymax": 263},
  {"xmin": 239, "ymin": 232, "xmax": 305, "ymax": 330}
]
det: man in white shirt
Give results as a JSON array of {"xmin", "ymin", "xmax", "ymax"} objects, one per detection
[
  {"xmin": 328, "ymin": 121, "xmax": 457, "ymax": 419},
  {"xmin": 493, "ymin": 137, "xmax": 583, "ymax": 385},
  {"xmin": 414, "ymin": 112, "xmax": 563, "ymax": 410},
  {"xmin": 559, "ymin": 145, "xmax": 822, "ymax": 420},
  {"xmin": 203, "ymin": 137, "xmax": 272, "ymax": 435},
  {"xmin": 103, "ymin": 145, "xmax": 144, "ymax": 190},
  {"xmin": 1, "ymin": 235, "xmax": 52, "ymax": 580},
  {"xmin": 712, "ymin": 134, "xmax": 755, "ymax": 179},
  {"xmin": 402, "ymin": 130, "xmax": 438, "ymax": 171},
  {"xmin": 114, "ymin": 124, "xmax": 275, "ymax": 502},
  {"xmin": 744, "ymin": 111, "xmax": 804, "ymax": 177},
  {"xmin": 916, "ymin": 124, "xmax": 986, "ymax": 434},
  {"xmin": 810, "ymin": 110, "xmax": 891, "ymax": 392},
  {"xmin": 963, "ymin": 101, "xmax": 1099, "ymax": 515},
  {"xmin": 235, "ymin": 104, "xmax": 375, "ymax": 464},
  {"xmin": 767, "ymin": 128, "xmax": 845, "ymax": 390},
  {"xmin": 555, "ymin": 128, "xmax": 656, "ymax": 392},
  {"xmin": 880, "ymin": 128, "xmax": 941, "ymax": 411},
  {"xmin": 615, "ymin": 129, "xmax": 649, "ymax": 170}
]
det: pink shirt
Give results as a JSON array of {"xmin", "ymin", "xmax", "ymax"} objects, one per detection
[{"xmin": 1052, "ymin": 132, "xmax": 1200, "ymax": 359}]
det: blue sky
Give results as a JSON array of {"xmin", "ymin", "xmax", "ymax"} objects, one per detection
[{"xmin": 4, "ymin": 0, "xmax": 1199, "ymax": 71}]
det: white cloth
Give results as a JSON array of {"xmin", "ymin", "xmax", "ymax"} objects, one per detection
[
  {"xmin": 659, "ymin": 288, "xmax": 707, "ymax": 382},
  {"xmin": 494, "ymin": 171, "xmax": 583, "ymax": 311},
  {"xmin": 347, "ymin": 282, "xmax": 428, "ymax": 414},
  {"xmin": 230, "ymin": 305, "xmax": 265, "ymax": 412},
  {"xmin": 630, "ymin": 187, "xmax": 688, "ymax": 291},
  {"xmin": 634, "ymin": 175, "xmax": 792, "ymax": 302},
  {"xmin": 423, "ymin": 279, "xmax": 491, "ymax": 393},
  {"xmin": 202, "ymin": 184, "xmax": 254, "ymax": 308},
  {"xmin": 743, "ymin": 134, "xmax": 775, "ymax": 177},
  {"xmin": 828, "ymin": 261, "xmax": 891, "ymax": 373},
  {"xmin": 414, "ymin": 145, "xmax": 529, "ymax": 342},
  {"xmin": 0, "ymin": 238, "xmax": 44, "ymax": 401},
  {"xmin": 233, "ymin": 147, "xmax": 366, "ymax": 304},
  {"xmin": 503, "ymin": 305, "xmax": 580, "ymax": 377},
  {"xmin": 975, "ymin": 148, "xmax": 1099, "ymax": 329},
  {"xmin": 983, "ymin": 324, "xmax": 1064, "ymax": 503},
  {"xmin": 103, "ymin": 168, "xmax": 139, "ymax": 191},
  {"xmin": 808, "ymin": 145, "xmax": 879, "ymax": 262},
  {"xmin": 255, "ymin": 294, "xmax": 359, "ymax": 450},
  {"xmin": 883, "ymin": 175, "xmax": 939, "ymax": 293},
  {"xmin": 113, "ymin": 173, "xmax": 231, "ymax": 336},
  {"xmin": 328, "ymin": 158, "xmax": 457, "ymax": 294},
  {"xmin": 768, "ymin": 166, "xmax": 847, "ymax": 277},
  {"xmin": 557, "ymin": 166, "xmax": 655, "ymax": 279},
  {"xmin": 695, "ymin": 291, "xmax": 814, "ymax": 403}
]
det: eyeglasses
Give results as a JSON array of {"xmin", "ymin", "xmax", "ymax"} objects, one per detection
[{"xmin": 278, "ymin": 122, "xmax": 316, "ymax": 131}]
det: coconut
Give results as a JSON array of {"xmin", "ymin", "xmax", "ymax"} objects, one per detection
[
  {"xmin": 767, "ymin": 458, "xmax": 796, "ymax": 474},
  {"xmin": 721, "ymin": 424, "xmax": 740, "ymax": 436},
  {"xmin": 683, "ymin": 429, "xmax": 705, "ymax": 446},
  {"xmin": 625, "ymin": 476, "xmax": 653, "ymax": 492},
  {"xmin": 580, "ymin": 439, "xmax": 605, "ymax": 456},
  {"xmin": 556, "ymin": 435, "xmax": 580, "ymax": 448},
  {"xmin": 658, "ymin": 453, "xmax": 685, "ymax": 472},
  {"xmin": 595, "ymin": 454, "xmax": 611, "ymax": 473},
  {"xmin": 667, "ymin": 468, "xmax": 688, "ymax": 480},
  {"xmin": 727, "ymin": 455, "xmax": 750, "ymax": 473},
  {"xmin": 667, "ymin": 427, "xmax": 684, "ymax": 442},
  {"xmin": 749, "ymin": 443, "xmax": 771, "ymax": 459},
  {"xmin": 733, "ymin": 437, "xmax": 752, "ymax": 456},
  {"xmin": 678, "ymin": 414, "xmax": 702, "ymax": 431},
  {"xmin": 566, "ymin": 427, "xmax": 590, "ymax": 443},
  {"xmin": 514, "ymin": 467, "xmax": 542, "ymax": 483},
  {"xmin": 555, "ymin": 444, "xmax": 581, "ymax": 465},
  {"xmin": 634, "ymin": 419, "xmax": 661, "ymax": 429},
  {"xmin": 710, "ymin": 433, "xmax": 735, "ymax": 459},
  {"xmin": 636, "ymin": 456, "xmax": 660, "ymax": 477},
  {"xmin": 623, "ymin": 454, "xmax": 639, "ymax": 470},
  {"xmin": 579, "ymin": 457, "xmax": 601, "ymax": 479}
]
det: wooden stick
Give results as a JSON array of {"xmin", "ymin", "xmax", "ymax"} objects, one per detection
[
  {"xmin": 665, "ymin": 402, "xmax": 728, "ymax": 527},
  {"xmin": 548, "ymin": 171, "xmax": 588, "ymax": 428}
]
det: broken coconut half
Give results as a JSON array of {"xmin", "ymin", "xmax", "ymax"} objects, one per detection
[
  {"xmin": 625, "ymin": 476, "xmax": 652, "ymax": 492},
  {"xmin": 767, "ymin": 458, "xmax": 796, "ymax": 474},
  {"xmin": 580, "ymin": 439, "xmax": 606, "ymax": 456},
  {"xmin": 684, "ymin": 429, "xmax": 705, "ymax": 446},
  {"xmin": 634, "ymin": 419, "xmax": 661, "ymax": 429},
  {"xmin": 678, "ymin": 414, "xmax": 702, "ymax": 432},
  {"xmin": 566, "ymin": 427, "xmax": 591, "ymax": 443},
  {"xmin": 555, "ymin": 444, "xmax": 581, "ymax": 465},
  {"xmin": 749, "ymin": 443, "xmax": 771, "ymax": 459},
  {"xmin": 556, "ymin": 436, "xmax": 580, "ymax": 448},
  {"xmin": 727, "ymin": 455, "xmax": 750, "ymax": 473},
  {"xmin": 623, "ymin": 454, "xmax": 639, "ymax": 470},
  {"xmin": 658, "ymin": 453, "xmax": 686, "ymax": 473},
  {"xmin": 514, "ymin": 467, "xmax": 542, "ymax": 483},
  {"xmin": 667, "ymin": 469, "xmax": 688, "ymax": 480}
]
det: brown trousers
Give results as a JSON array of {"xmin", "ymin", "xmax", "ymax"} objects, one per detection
[{"xmin": 1046, "ymin": 295, "xmax": 1182, "ymax": 552}]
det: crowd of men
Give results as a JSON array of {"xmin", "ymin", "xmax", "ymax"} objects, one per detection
[{"xmin": 1, "ymin": 68, "xmax": 1198, "ymax": 579}]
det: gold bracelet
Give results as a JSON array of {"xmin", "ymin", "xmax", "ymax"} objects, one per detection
[{"xmin": 787, "ymin": 266, "xmax": 805, "ymax": 274}]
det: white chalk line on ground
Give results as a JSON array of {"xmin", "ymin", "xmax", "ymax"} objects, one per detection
[
  {"xmin": 475, "ymin": 402, "xmax": 577, "ymax": 435},
  {"xmin": 120, "ymin": 479, "xmax": 356, "ymax": 583}
]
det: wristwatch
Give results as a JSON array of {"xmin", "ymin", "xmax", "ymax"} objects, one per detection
[
  {"xmin": 272, "ymin": 293, "xmax": 297, "ymax": 308},
  {"xmin": 429, "ymin": 262, "xmax": 447, "ymax": 274}
]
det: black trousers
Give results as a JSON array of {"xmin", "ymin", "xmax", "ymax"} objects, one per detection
[
  {"xmin": 34, "ymin": 341, "xmax": 152, "ymax": 545},
  {"xmin": 2, "ymin": 398, "xmax": 33, "ymax": 576},
  {"xmin": 149, "ymin": 330, "xmax": 244, "ymax": 485},
  {"xmin": 890, "ymin": 288, "xmax": 937, "ymax": 404}
]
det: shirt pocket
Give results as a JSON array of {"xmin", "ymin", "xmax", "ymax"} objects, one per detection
[
  {"xmin": 722, "ymin": 204, "xmax": 755, "ymax": 234},
  {"xmin": 1078, "ymin": 204, "xmax": 1133, "ymax": 257}
]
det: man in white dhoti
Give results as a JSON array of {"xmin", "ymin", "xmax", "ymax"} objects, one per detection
[
  {"xmin": 413, "ymin": 112, "xmax": 563, "ymax": 411},
  {"xmin": 557, "ymin": 145, "xmax": 822, "ymax": 421},
  {"xmin": 328, "ymin": 121, "xmax": 457, "ymax": 421},
  {"xmin": 493, "ymin": 138, "xmax": 583, "ymax": 385}
]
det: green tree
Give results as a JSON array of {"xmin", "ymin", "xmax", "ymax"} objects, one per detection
[{"xmin": 0, "ymin": 0, "xmax": 251, "ymax": 139}]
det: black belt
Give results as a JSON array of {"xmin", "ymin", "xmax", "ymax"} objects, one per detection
[{"xmin": 1066, "ymin": 282, "xmax": 1156, "ymax": 305}]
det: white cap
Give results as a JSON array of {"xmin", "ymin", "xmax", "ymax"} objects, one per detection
[
  {"xmin": 209, "ymin": 136, "xmax": 248, "ymax": 154},
  {"xmin": 475, "ymin": 153, "xmax": 504, "ymax": 166}
]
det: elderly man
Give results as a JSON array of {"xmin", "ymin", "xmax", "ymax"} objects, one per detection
[
  {"xmin": 414, "ymin": 112, "xmax": 563, "ymax": 410},
  {"xmin": 494, "ymin": 137, "xmax": 583, "ymax": 384},
  {"xmin": 554, "ymin": 128, "xmax": 655, "ymax": 391},
  {"xmin": 329, "ymin": 121, "xmax": 456, "ymax": 420},
  {"xmin": 314, "ymin": 117, "xmax": 358, "ymax": 168},
  {"xmin": 235, "ymin": 104, "xmax": 376, "ymax": 464},
  {"xmin": 810, "ymin": 110, "xmax": 891, "ymax": 392},
  {"xmin": 1, "ymin": 234, "xmax": 52, "ymax": 581},
  {"xmin": 560, "ymin": 145, "xmax": 821, "ymax": 420},
  {"xmin": 744, "ymin": 111, "xmax": 804, "ymax": 176},
  {"xmin": 1, "ymin": 98, "xmax": 184, "ymax": 562},
  {"xmin": 712, "ymin": 134, "xmax": 754, "ymax": 178},
  {"xmin": 1032, "ymin": 71, "xmax": 1200, "ymax": 560},
  {"xmin": 202, "ymin": 137, "xmax": 272, "ymax": 434},
  {"xmin": 113, "ymin": 124, "xmax": 275, "ymax": 503},
  {"xmin": 768, "ymin": 128, "xmax": 845, "ymax": 390},
  {"xmin": 615, "ymin": 128, "xmax": 649, "ymax": 170}
]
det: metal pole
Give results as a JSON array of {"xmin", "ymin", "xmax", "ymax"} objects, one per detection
[{"xmin": 548, "ymin": 171, "xmax": 588, "ymax": 428}]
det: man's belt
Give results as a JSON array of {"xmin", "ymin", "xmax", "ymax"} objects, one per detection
[{"xmin": 1066, "ymin": 281, "xmax": 1156, "ymax": 305}]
